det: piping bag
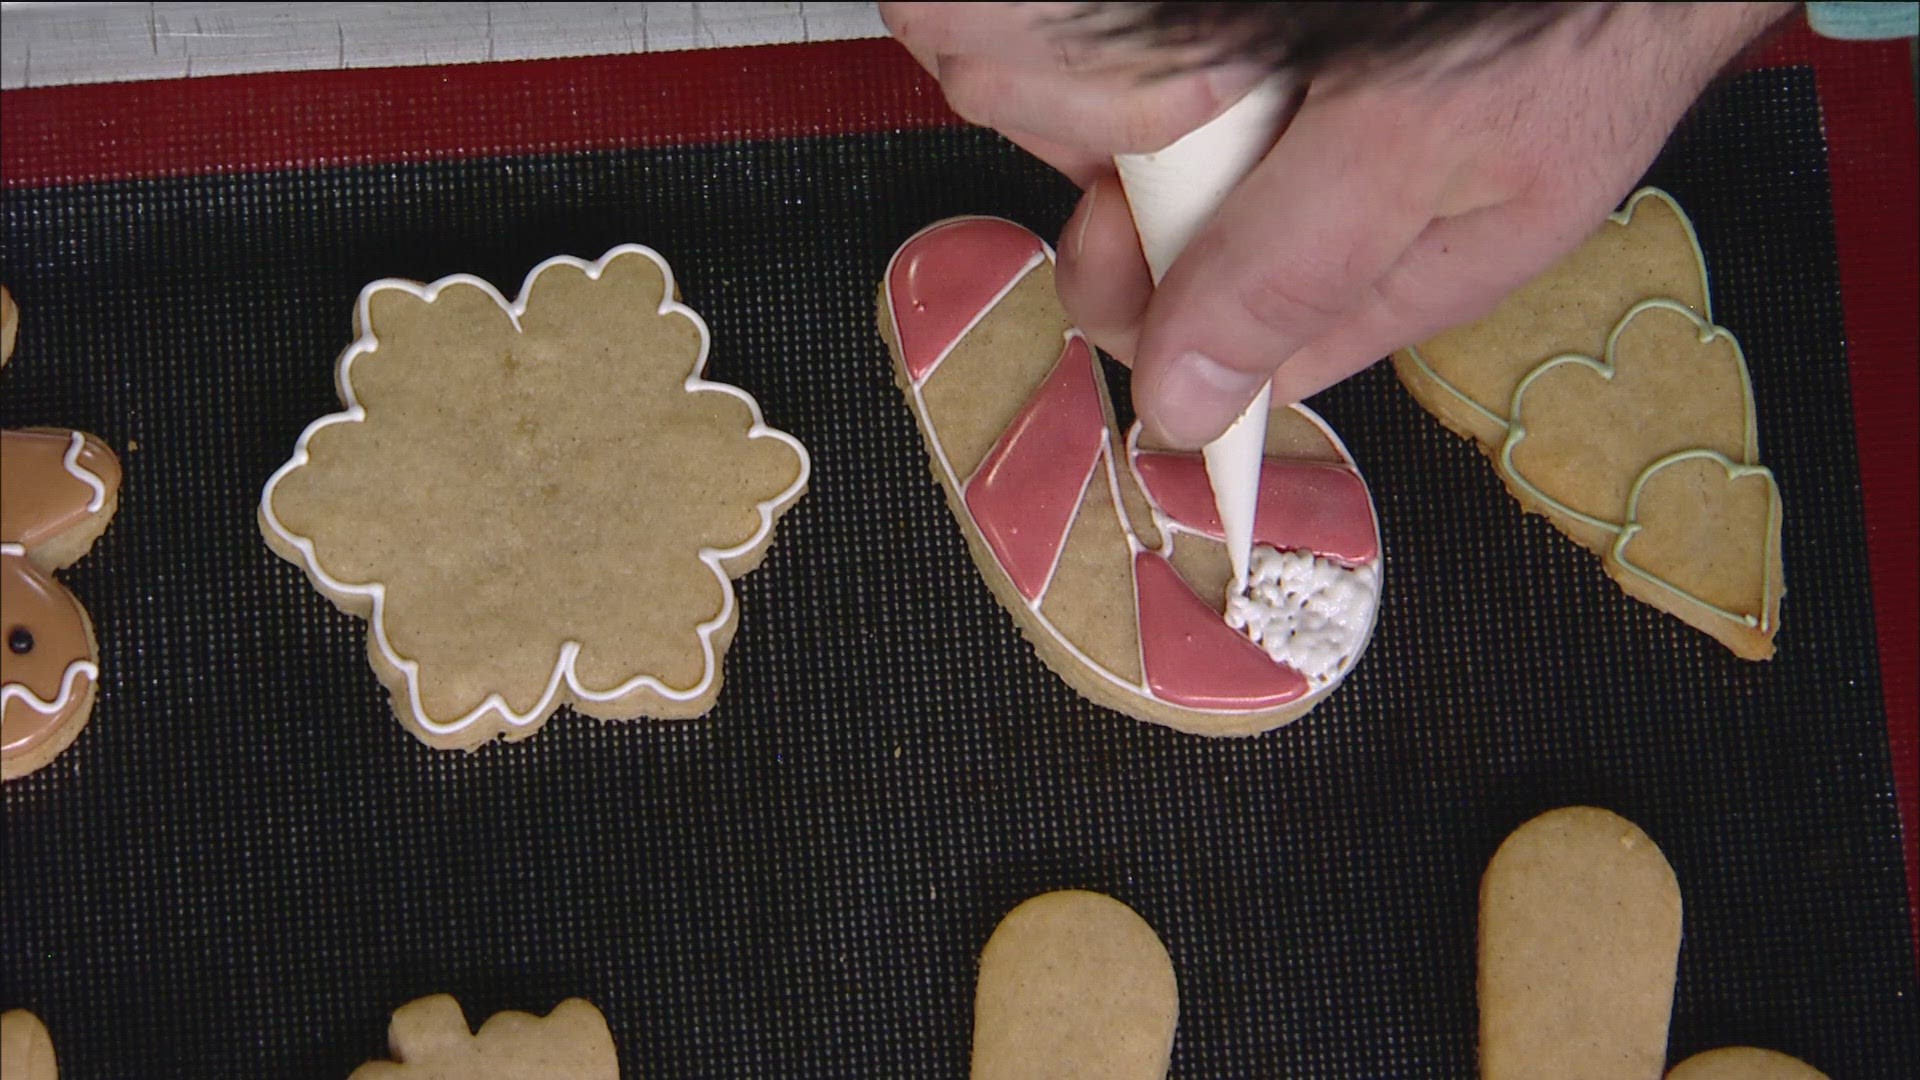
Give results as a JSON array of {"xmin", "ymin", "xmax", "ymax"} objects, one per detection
[{"xmin": 1113, "ymin": 77, "xmax": 1300, "ymax": 594}]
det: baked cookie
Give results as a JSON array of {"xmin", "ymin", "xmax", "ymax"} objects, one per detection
[
  {"xmin": 3, "ymin": 289, "xmax": 124, "ymax": 782},
  {"xmin": 879, "ymin": 218, "xmax": 1382, "ymax": 737},
  {"xmin": 1479, "ymin": 807, "xmax": 1826, "ymax": 1080},
  {"xmin": 1, "ymin": 1010, "xmax": 58, "ymax": 1080},
  {"xmin": 349, "ymin": 995, "xmax": 618, "ymax": 1079},
  {"xmin": 1391, "ymin": 190, "xmax": 1782, "ymax": 660},
  {"xmin": 1666, "ymin": 1048, "xmax": 1829, "ymax": 1080},
  {"xmin": 972, "ymin": 891, "xmax": 1177, "ymax": 1080},
  {"xmin": 260, "ymin": 248, "xmax": 810, "ymax": 751}
]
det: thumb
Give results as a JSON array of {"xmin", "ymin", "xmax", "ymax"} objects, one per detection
[{"xmin": 1127, "ymin": 97, "xmax": 1443, "ymax": 448}]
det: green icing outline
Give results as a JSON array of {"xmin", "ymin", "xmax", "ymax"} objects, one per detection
[
  {"xmin": 1497, "ymin": 298, "xmax": 1772, "ymax": 632},
  {"xmin": 1612, "ymin": 449, "xmax": 1780, "ymax": 630},
  {"xmin": 1400, "ymin": 187, "xmax": 1712, "ymax": 432}
]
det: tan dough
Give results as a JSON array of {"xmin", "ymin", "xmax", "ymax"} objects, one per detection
[
  {"xmin": 1479, "ymin": 807, "xmax": 1682, "ymax": 1080},
  {"xmin": 972, "ymin": 890, "xmax": 1178, "ymax": 1080},
  {"xmin": 1, "ymin": 1010, "xmax": 58, "ymax": 1080},
  {"xmin": 259, "ymin": 248, "xmax": 809, "ymax": 750},
  {"xmin": 348, "ymin": 995, "xmax": 618, "ymax": 1079},
  {"xmin": 1393, "ymin": 188, "xmax": 1782, "ymax": 660},
  {"xmin": 1, "ymin": 285, "xmax": 18, "ymax": 365},
  {"xmin": 1666, "ymin": 1047, "xmax": 1829, "ymax": 1080}
]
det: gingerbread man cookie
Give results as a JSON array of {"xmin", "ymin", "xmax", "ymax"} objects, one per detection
[{"xmin": 3, "ymin": 287, "xmax": 123, "ymax": 781}]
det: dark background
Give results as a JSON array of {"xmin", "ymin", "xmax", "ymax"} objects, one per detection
[{"xmin": 3, "ymin": 66, "xmax": 1915, "ymax": 1077}]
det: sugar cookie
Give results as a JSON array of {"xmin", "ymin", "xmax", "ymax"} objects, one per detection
[
  {"xmin": 1, "ymin": 1010, "xmax": 57, "ymax": 1080},
  {"xmin": 972, "ymin": 891, "xmax": 1177, "ymax": 1080},
  {"xmin": 879, "ymin": 218, "xmax": 1382, "ymax": 736},
  {"xmin": 1392, "ymin": 190, "xmax": 1782, "ymax": 659},
  {"xmin": 260, "ymin": 248, "xmax": 810, "ymax": 750},
  {"xmin": 3, "ymin": 289, "xmax": 123, "ymax": 781},
  {"xmin": 348, "ymin": 995, "xmax": 618, "ymax": 1079}
]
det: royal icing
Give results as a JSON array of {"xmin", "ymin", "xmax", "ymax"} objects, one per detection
[
  {"xmin": 886, "ymin": 217, "xmax": 1383, "ymax": 716},
  {"xmin": 1135, "ymin": 549, "xmax": 1308, "ymax": 709},
  {"xmin": 1402, "ymin": 187, "xmax": 1713, "ymax": 432},
  {"xmin": 1225, "ymin": 546, "xmax": 1380, "ymax": 686},
  {"xmin": 886, "ymin": 217, "xmax": 1048, "ymax": 383},
  {"xmin": 1, "ymin": 544, "xmax": 98, "ymax": 753},
  {"xmin": 1497, "ymin": 298, "xmax": 1776, "ymax": 630},
  {"xmin": 964, "ymin": 335, "xmax": 1110, "ymax": 603},
  {"xmin": 1611, "ymin": 449, "xmax": 1780, "ymax": 630},
  {"xmin": 1131, "ymin": 451, "xmax": 1378, "ymax": 566},
  {"xmin": 1, "ymin": 429, "xmax": 118, "ymax": 549},
  {"xmin": 259, "ymin": 247, "xmax": 812, "ymax": 737}
]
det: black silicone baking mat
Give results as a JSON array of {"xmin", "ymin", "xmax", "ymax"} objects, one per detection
[{"xmin": 3, "ymin": 42, "xmax": 1917, "ymax": 1080}]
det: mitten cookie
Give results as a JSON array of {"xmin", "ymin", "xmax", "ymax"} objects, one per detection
[
  {"xmin": 260, "ymin": 248, "xmax": 810, "ymax": 750},
  {"xmin": 1, "ymin": 1010, "xmax": 58, "ymax": 1080},
  {"xmin": 972, "ymin": 891, "xmax": 1177, "ymax": 1080},
  {"xmin": 1479, "ymin": 807, "xmax": 1827, "ymax": 1080},
  {"xmin": 1392, "ymin": 190, "xmax": 1782, "ymax": 660},
  {"xmin": 3, "ymin": 289, "xmax": 124, "ymax": 781},
  {"xmin": 349, "ymin": 995, "xmax": 618, "ymax": 1079},
  {"xmin": 879, "ymin": 218, "xmax": 1382, "ymax": 737}
]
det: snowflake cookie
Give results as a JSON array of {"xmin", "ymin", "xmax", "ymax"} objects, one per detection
[{"xmin": 261, "ymin": 248, "xmax": 809, "ymax": 750}]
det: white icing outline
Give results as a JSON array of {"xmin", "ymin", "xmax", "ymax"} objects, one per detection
[
  {"xmin": 0, "ymin": 541, "xmax": 100, "ymax": 719},
  {"xmin": 885, "ymin": 220, "xmax": 1383, "ymax": 716},
  {"xmin": 892, "ymin": 216, "xmax": 1047, "ymax": 386},
  {"xmin": 1402, "ymin": 187, "xmax": 1712, "ymax": 432},
  {"xmin": 60, "ymin": 430, "xmax": 108, "ymax": 512},
  {"xmin": 259, "ymin": 246, "xmax": 811, "ymax": 738}
]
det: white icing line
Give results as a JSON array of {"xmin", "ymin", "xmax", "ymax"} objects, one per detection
[
  {"xmin": 1, "ymin": 659, "xmax": 98, "ymax": 717},
  {"xmin": 259, "ymin": 245, "xmax": 811, "ymax": 738},
  {"xmin": 884, "ymin": 215, "xmax": 1046, "ymax": 388},
  {"xmin": 0, "ymin": 543, "xmax": 24, "ymax": 557},
  {"xmin": 61, "ymin": 430, "xmax": 108, "ymax": 512}
]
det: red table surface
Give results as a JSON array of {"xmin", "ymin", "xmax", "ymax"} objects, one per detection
[{"xmin": 3, "ymin": 24, "xmax": 1916, "ymax": 952}]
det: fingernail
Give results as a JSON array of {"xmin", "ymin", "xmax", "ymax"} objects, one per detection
[
  {"xmin": 1070, "ymin": 182, "xmax": 1098, "ymax": 261},
  {"xmin": 1149, "ymin": 351, "xmax": 1267, "ymax": 448}
]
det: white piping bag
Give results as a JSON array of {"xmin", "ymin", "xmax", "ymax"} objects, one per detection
[{"xmin": 1114, "ymin": 77, "xmax": 1299, "ymax": 593}]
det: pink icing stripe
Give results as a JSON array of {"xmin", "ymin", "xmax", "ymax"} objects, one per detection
[
  {"xmin": 887, "ymin": 218, "xmax": 1047, "ymax": 383},
  {"xmin": 1133, "ymin": 453, "xmax": 1378, "ymax": 564},
  {"xmin": 1135, "ymin": 551, "xmax": 1308, "ymax": 709},
  {"xmin": 964, "ymin": 335, "xmax": 1108, "ymax": 603}
]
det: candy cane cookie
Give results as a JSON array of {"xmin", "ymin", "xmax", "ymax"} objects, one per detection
[{"xmin": 878, "ymin": 219, "xmax": 1382, "ymax": 737}]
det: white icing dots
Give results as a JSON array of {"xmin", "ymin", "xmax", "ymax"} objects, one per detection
[{"xmin": 1224, "ymin": 546, "xmax": 1379, "ymax": 688}]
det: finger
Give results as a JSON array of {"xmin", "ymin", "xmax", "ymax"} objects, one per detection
[
  {"xmin": 1128, "ymin": 89, "xmax": 1460, "ymax": 448},
  {"xmin": 999, "ymin": 129, "xmax": 1114, "ymax": 190},
  {"xmin": 879, "ymin": 2, "xmax": 1127, "ymax": 73},
  {"xmin": 1267, "ymin": 203, "xmax": 1605, "ymax": 406},
  {"xmin": 1055, "ymin": 177, "xmax": 1153, "ymax": 361},
  {"xmin": 935, "ymin": 51, "xmax": 1265, "ymax": 157}
]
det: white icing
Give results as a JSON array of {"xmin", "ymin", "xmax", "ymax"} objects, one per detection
[
  {"xmin": 887, "ymin": 226, "xmax": 1383, "ymax": 717},
  {"xmin": 1224, "ymin": 546, "xmax": 1379, "ymax": 688},
  {"xmin": 1, "ymin": 657, "xmax": 99, "ymax": 717},
  {"xmin": 258, "ymin": 246, "xmax": 812, "ymax": 738},
  {"xmin": 1114, "ymin": 80, "xmax": 1299, "ymax": 601},
  {"xmin": 0, "ymin": 541, "xmax": 99, "ymax": 719},
  {"xmin": 61, "ymin": 430, "xmax": 108, "ymax": 512}
]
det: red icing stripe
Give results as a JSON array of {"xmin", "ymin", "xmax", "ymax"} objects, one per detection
[
  {"xmin": 964, "ymin": 336, "xmax": 1108, "ymax": 602},
  {"xmin": 1135, "ymin": 551, "xmax": 1308, "ymax": 710},
  {"xmin": 1133, "ymin": 453, "xmax": 1378, "ymax": 564},
  {"xmin": 887, "ymin": 218, "xmax": 1047, "ymax": 383}
]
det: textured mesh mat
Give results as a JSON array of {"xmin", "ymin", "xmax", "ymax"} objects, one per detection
[{"xmin": 3, "ymin": 65, "xmax": 1916, "ymax": 1077}]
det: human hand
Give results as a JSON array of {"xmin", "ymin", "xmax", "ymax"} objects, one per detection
[{"xmin": 882, "ymin": 1, "xmax": 1794, "ymax": 448}]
